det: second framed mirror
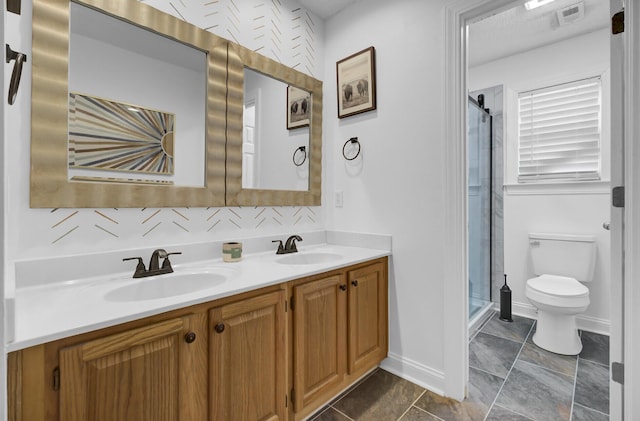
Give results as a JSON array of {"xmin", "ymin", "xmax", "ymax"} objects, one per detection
[{"xmin": 226, "ymin": 43, "xmax": 322, "ymax": 206}]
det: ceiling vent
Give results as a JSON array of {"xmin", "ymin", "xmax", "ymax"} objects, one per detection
[{"xmin": 557, "ymin": 2, "xmax": 585, "ymax": 26}]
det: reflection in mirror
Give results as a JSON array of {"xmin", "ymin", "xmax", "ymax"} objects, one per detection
[
  {"xmin": 225, "ymin": 42, "xmax": 322, "ymax": 206},
  {"xmin": 30, "ymin": 0, "xmax": 227, "ymax": 208},
  {"xmin": 242, "ymin": 68, "xmax": 309, "ymax": 191},
  {"xmin": 69, "ymin": 2, "xmax": 206, "ymax": 186}
]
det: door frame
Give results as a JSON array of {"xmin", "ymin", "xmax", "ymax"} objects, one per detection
[
  {"xmin": 442, "ymin": 0, "xmax": 516, "ymax": 400},
  {"xmin": 609, "ymin": 0, "xmax": 624, "ymax": 418},
  {"xmin": 443, "ymin": 1, "xmax": 635, "ymax": 416},
  {"xmin": 623, "ymin": 1, "xmax": 640, "ymax": 418}
]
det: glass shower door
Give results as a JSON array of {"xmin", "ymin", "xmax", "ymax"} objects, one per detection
[{"xmin": 468, "ymin": 98, "xmax": 492, "ymax": 320}]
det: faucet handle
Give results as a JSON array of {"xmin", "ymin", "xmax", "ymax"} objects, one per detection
[
  {"xmin": 161, "ymin": 252, "xmax": 182, "ymax": 270},
  {"xmin": 272, "ymin": 240, "xmax": 285, "ymax": 254},
  {"xmin": 123, "ymin": 257, "xmax": 146, "ymax": 278}
]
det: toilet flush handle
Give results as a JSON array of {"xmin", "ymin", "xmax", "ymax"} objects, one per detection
[{"xmin": 603, "ymin": 222, "xmax": 610, "ymax": 230}]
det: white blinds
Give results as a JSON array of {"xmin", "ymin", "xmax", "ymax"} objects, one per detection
[{"xmin": 518, "ymin": 77, "xmax": 601, "ymax": 182}]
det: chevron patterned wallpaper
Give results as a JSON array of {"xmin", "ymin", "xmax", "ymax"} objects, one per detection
[
  {"xmin": 143, "ymin": 0, "xmax": 320, "ymax": 76},
  {"xmin": 25, "ymin": 0, "xmax": 324, "ymax": 253}
]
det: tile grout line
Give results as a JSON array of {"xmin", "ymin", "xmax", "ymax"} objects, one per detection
[
  {"xmin": 397, "ymin": 389, "xmax": 445, "ymax": 421},
  {"xmin": 403, "ymin": 402, "xmax": 446, "ymax": 421},
  {"xmin": 568, "ymin": 353, "xmax": 580, "ymax": 421},
  {"xmin": 482, "ymin": 319, "xmax": 536, "ymax": 421},
  {"xmin": 491, "ymin": 403, "xmax": 537, "ymax": 421},
  {"xmin": 329, "ymin": 406, "xmax": 355, "ymax": 421},
  {"xmin": 476, "ymin": 329, "xmax": 529, "ymax": 347},
  {"xmin": 470, "ymin": 310, "xmax": 496, "ymax": 342},
  {"xmin": 325, "ymin": 367, "xmax": 381, "ymax": 417},
  {"xmin": 468, "ymin": 365, "xmax": 505, "ymax": 380},
  {"xmin": 573, "ymin": 402, "xmax": 610, "ymax": 417},
  {"xmin": 395, "ymin": 389, "xmax": 427, "ymax": 421},
  {"xmin": 515, "ymin": 358, "xmax": 576, "ymax": 380}
]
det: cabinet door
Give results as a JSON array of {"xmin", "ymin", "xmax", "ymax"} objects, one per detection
[
  {"xmin": 347, "ymin": 261, "xmax": 388, "ymax": 374},
  {"xmin": 210, "ymin": 290, "xmax": 287, "ymax": 421},
  {"xmin": 292, "ymin": 274, "xmax": 347, "ymax": 412},
  {"xmin": 59, "ymin": 314, "xmax": 207, "ymax": 421}
]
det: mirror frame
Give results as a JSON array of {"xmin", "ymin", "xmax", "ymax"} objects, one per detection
[
  {"xmin": 30, "ymin": 0, "xmax": 228, "ymax": 208},
  {"xmin": 226, "ymin": 43, "xmax": 323, "ymax": 206}
]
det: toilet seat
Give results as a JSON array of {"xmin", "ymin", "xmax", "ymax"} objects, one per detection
[
  {"xmin": 527, "ymin": 274, "xmax": 589, "ymax": 297},
  {"xmin": 525, "ymin": 274, "xmax": 590, "ymax": 311}
]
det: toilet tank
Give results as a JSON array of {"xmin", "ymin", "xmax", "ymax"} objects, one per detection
[{"xmin": 529, "ymin": 233, "xmax": 596, "ymax": 282}]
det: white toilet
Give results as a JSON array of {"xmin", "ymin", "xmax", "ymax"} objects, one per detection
[{"xmin": 525, "ymin": 233, "xmax": 596, "ymax": 355}]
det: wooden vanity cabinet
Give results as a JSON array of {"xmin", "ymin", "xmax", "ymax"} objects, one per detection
[
  {"xmin": 58, "ymin": 314, "xmax": 208, "ymax": 421},
  {"xmin": 7, "ymin": 258, "xmax": 387, "ymax": 421},
  {"xmin": 7, "ymin": 285, "xmax": 284, "ymax": 421},
  {"xmin": 209, "ymin": 289, "xmax": 287, "ymax": 421},
  {"xmin": 290, "ymin": 258, "xmax": 388, "ymax": 420},
  {"xmin": 347, "ymin": 261, "xmax": 388, "ymax": 374},
  {"xmin": 292, "ymin": 273, "xmax": 348, "ymax": 412}
]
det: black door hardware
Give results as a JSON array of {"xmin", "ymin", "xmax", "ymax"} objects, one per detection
[{"xmin": 6, "ymin": 44, "xmax": 27, "ymax": 105}]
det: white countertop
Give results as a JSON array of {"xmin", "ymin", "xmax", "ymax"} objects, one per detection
[{"xmin": 8, "ymin": 235, "xmax": 390, "ymax": 352}]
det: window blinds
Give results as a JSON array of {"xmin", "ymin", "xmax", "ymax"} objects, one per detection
[{"xmin": 518, "ymin": 77, "xmax": 601, "ymax": 182}]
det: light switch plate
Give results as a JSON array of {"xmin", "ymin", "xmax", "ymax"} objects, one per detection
[{"xmin": 335, "ymin": 190, "xmax": 343, "ymax": 208}]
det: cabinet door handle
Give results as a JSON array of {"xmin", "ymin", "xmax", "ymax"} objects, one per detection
[
  {"xmin": 214, "ymin": 323, "xmax": 225, "ymax": 333},
  {"xmin": 339, "ymin": 284, "xmax": 347, "ymax": 291},
  {"xmin": 184, "ymin": 332, "xmax": 197, "ymax": 343},
  {"xmin": 351, "ymin": 280, "xmax": 358, "ymax": 287}
]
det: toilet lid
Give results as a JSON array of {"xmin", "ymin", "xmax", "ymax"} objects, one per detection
[{"xmin": 528, "ymin": 274, "xmax": 589, "ymax": 297}]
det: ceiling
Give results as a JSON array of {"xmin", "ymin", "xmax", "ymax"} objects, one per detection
[
  {"xmin": 297, "ymin": 0, "xmax": 358, "ymax": 19},
  {"xmin": 469, "ymin": 0, "xmax": 609, "ymax": 67},
  {"xmin": 299, "ymin": 0, "xmax": 608, "ymax": 69}
]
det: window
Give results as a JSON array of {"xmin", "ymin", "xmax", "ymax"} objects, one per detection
[{"xmin": 518, "ymin": 77, "xmax": 601, "ymax": 182}]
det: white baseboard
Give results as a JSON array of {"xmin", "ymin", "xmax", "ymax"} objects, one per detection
[
  {"xmin": 576, "ymin": 314, "xmax": 611, "ymax": 336},
  {"xmin": 511, "ymin": 301, "xmax": 537, "ymax": 320},
  {"xmin": 380, "ymin": 352, "xmax": 445, "ymax": 397},
  {"xmin": 511, "ymin": 300, "xmax": 610, "ymax": 336}
]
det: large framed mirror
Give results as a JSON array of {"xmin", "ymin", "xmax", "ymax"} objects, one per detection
[
  {"xmin": 226, "ymin": 43, "xmax": 323, "ymax": 206},
  {"xmin": 30, "ymin": 0, "xmax": 228, "ymax": 208}
]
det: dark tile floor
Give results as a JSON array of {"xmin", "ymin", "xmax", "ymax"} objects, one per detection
[{"xmin": 310, "ymin": 312, "xmax": 610, "ymax": 421}]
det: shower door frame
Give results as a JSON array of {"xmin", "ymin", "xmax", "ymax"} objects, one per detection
[{"xmin": 467, "ymin": 96, "xmax": 493, "ymax": 321}]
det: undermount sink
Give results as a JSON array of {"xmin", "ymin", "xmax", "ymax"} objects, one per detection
[
  {"xmin": 276, "ymin": 252, "xmax": 342, "ymax": 265},
  {"xmin": 105, "ymin": 270, "xmax": 228, "ymax": 302}
]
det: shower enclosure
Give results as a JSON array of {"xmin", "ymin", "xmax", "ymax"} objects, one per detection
[{"xmin": 468, "ymin": 96, "xmax": 492, "ymax": 320}]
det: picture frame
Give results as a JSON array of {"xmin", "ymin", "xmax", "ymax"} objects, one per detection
[
  {"xmin": 287, "ymin": 85, "xmax": 311, "ymax": 129},
  {"xmin": 69, "ymin": 92, "xmax": 175, "ymax": 176},
  {"xmin": 336, "ymin": 46, "xmax": 376, "ymax": 118}
]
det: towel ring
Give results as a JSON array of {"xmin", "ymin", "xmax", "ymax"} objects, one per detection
[
  {"xmin": 293, "ymin": 146, "xmax": 307, "ymax": 166},
  {"xmin": 342, "ymin": 137, "xmax": 361, "ymax": 161}
]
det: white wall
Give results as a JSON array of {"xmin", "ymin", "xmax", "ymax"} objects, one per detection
[
  {"xmin": 4, "ymin": 0, "xmax": 324, "ymax": 265},
  {"xmin": 470, "ymin": 29, "xmax": 611, "ymax": 332},
  {"xmin": 324, "ymin": 0, "xmax": 452, "ymax": 392}
]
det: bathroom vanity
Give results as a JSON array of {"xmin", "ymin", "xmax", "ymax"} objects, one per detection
[{"xmin": 6, "ymin": 241, "xmax": 389, "ymax": 421}]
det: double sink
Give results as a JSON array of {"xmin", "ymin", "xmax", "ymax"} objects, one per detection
[{"xmin": 108, "ymin": 245, "xmax": 342, "ymax": 302}]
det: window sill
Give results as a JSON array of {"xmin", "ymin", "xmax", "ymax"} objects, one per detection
[{"xmin": 504, "ymin": 180, "xmax": 610, "ymax": 196}]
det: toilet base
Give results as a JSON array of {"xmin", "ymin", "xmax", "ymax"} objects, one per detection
[{"xmin": 533, "ymin": 310, "xmax": 582, "ymax": 355}]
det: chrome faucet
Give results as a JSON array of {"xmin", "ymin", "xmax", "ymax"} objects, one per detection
[{"xmin": 123, "ymin": 248, "xmax": 182, "ymax": 278}]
